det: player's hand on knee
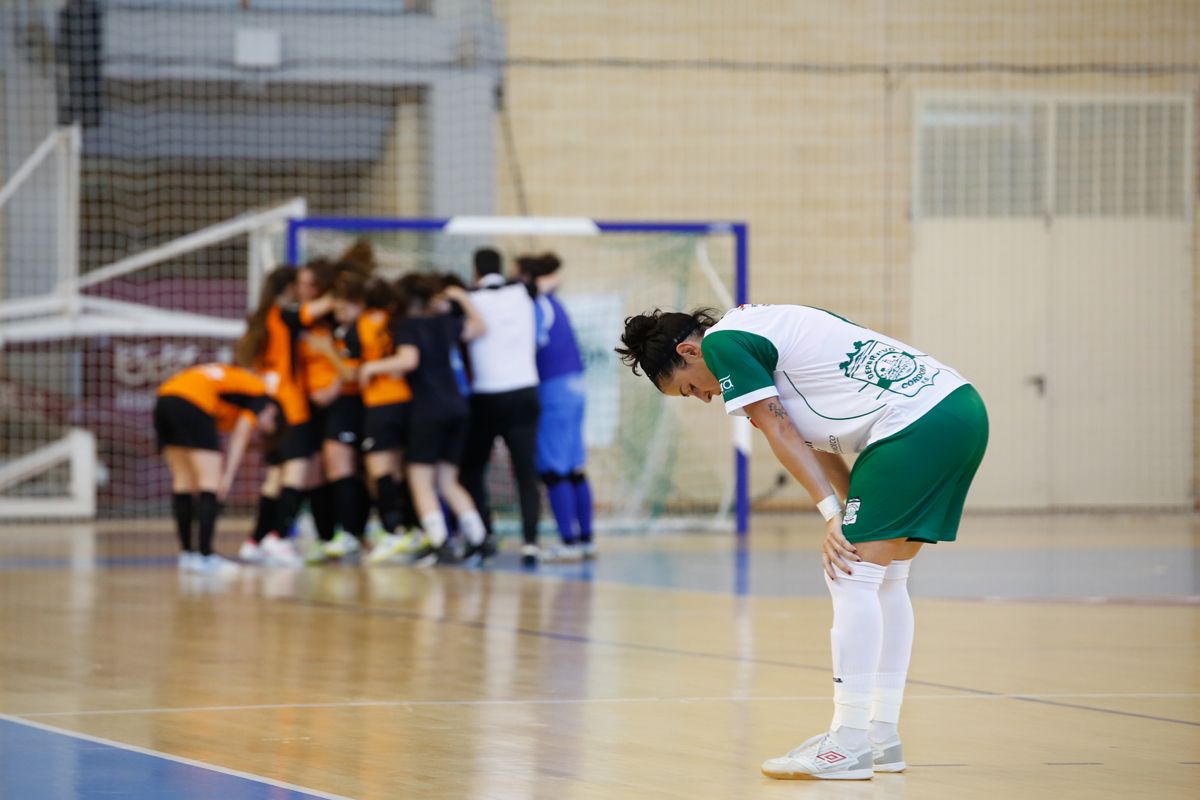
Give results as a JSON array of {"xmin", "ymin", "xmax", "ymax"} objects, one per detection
[{"xmin": 822, "ymin": 517, "xmax": 859, "ymax": 580}]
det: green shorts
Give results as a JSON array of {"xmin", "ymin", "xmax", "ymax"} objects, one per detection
[{"xmin": 841, "ymin": 384, "xmax": 988, "ymax": 545}]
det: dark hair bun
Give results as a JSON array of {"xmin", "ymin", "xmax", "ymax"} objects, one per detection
[{"xmin": 616, "ymin": 312, "xmax": 662, "ymax": 375}]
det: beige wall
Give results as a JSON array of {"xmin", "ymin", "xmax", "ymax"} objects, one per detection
[
  {"xmin": 493, "ymin": 0, "xmax": 1200, "ymax": 509},
  {"xmin": 363, "ymin": 95, "xmax": 426, "ymax": 218}
]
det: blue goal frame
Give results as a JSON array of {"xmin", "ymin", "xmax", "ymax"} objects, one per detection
[{"xmin": 287, "ymin": 216, "xmax": 750, "ymax": 535}]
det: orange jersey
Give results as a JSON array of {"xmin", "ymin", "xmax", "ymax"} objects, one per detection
[
  {"xmin": 344, "ymin": 309, "xmax": 411, "ymax": 407},
  {"xmin": 256, "ymin": 304, "xmax": 310, "ymax": 425},
  {"xmin": 299, "ymin": 321, "xmax": 341, "ymax": 395},
  {"xmin": 158, "ymin": 364, "xmax": 269, "ymax": 432}
]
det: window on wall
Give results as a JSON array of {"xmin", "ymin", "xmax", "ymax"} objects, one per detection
[
  {"xmin": 917, "ymin": 102, "xmax": 1047, "ymax": 218},
  {"xmin": 1055, "ymin": 101, "xmax": 1188, "ymax": 217},
  {"xmin": 916, "ymin": 96, "xmax": 1190, "ymax": 219}
]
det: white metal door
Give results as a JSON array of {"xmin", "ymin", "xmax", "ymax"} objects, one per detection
[
  {"xmin": 911, "ymin": 94, "xmax": 1193, "ymax": 510},
  {"xmin": 1048, "ymin": 220, "xmax": 1192, "ymax": 506},
  {"xmin": 912, "ymin": 220, "xmax": 1051, "ymax": 508}
]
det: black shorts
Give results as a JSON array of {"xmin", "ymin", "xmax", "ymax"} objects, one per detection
[
  {"xmin": 406, "ymin": 414, "xmax": 468, "ymax": 465},
  {"xmin": 154, "ymin": 396, "xmax": 220, "ymax": 452},
  {"xmin": 318, "ymin": 394, "xmax": 364, "ymax": 448},
  {"xmin": 362, "ymin": 402, "xmax": 410, "ymax": 454},
  {"xmin": 265, "ymin": 419, "xmax": 319, "ymax": 465}
]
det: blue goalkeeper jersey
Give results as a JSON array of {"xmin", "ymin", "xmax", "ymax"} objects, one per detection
[{"xmin": 535, "ymin": 292, "xmax": 584, "ymax": 381}]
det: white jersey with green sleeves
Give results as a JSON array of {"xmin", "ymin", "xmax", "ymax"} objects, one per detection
[{"xmin": 701, "ymin": 304, "xmax": 969, "ymax": 454}]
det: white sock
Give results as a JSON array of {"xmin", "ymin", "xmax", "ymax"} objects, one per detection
[
  {"xmin": 824, "ymin": 561, "xmax": 886, "ymax": 752},
  {"xmin": 458, "ymin": 510, "xmax": 486, "ymax": 546},
  {"xmin": 871, "ymin": 558, "xmax": 914, "ymax": 743},
  {"xmin": 420, "ymin": 512, "xmax": 448, "ymax": 548}
]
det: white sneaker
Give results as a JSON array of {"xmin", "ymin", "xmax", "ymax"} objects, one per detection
[
  {"xmin": 304, "ymin": 541, "xmax": 331, "ymax": 565},
  {"xmin": 580, "ymin": 541, "xmax": 597, "ymax": 560},
  {"xmin": 178, "ymin": 551, "xmax": 202, "ymax": 572},
  {"xmin": 238, "ymin": 539, "xmax": 263, "ymax": 563},
  {"xmin": 323, "ymin": 531, "xmax": 362, "ymax": 559},
  {"xmin": 259, "ymin": 533, "xmax": 303, "ymax": 568},
  {"xmin": 761, "ymin": 732, "xmax": 874, "ymax": 780},
  {"xmin": 540, "ymin": 543, "xmax": 583, "ymax": 563},
  {"xmin": 520, "ymin": 543, "xmax": 540, "ymax": 567},
  {"xmin": 294, "ymin": 511, "xmax": 318, "ymax": 551},
  {"xmin": 367, "ymin": 532, "xmax": 418, "ymax": 564},
  {"xmin": 870, "ymin": 733, "xmax": 905, "ymax": 772},
  {"xmin": 194, "ymin": 553, "xmax": 240, "ymax": 578},
  {"xmin": 365, "ymin": 520, "xmax": 388, "ymax": 548}
]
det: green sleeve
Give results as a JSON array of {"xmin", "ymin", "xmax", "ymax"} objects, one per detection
[{"xmin": 701, "ymin": 330, "xmax": 780, "ymax": 413}]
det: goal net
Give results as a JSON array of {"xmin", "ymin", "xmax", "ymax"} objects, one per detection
[
  {"xmin": 0, "ymin": 143, "xmax": 301, "ymax": 534},
  {"xmin": 292, "ymin": 216, "xmax": 749, "ymax": 533}
]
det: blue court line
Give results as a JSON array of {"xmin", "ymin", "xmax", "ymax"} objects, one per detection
[
  {"xmin": 0, "ymin": 556, "xmax": 177, "ymax": 571},
  {"xmin": 0, "ymin": 714, "xmax": 350, "ymax": 800}
]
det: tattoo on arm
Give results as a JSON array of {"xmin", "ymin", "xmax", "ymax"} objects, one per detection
[{"xmin": 767, "ymin": 400, "xmax": 789, "ymax": 420}]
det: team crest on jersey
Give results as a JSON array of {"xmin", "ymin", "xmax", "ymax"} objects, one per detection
[
  {"xmin": 843, "ymin": 498, "xmax": 861, "ymax": 525},
  {"xmin": 719, "ymin": 375, "xmax": 734, "ymax": 393},
  {"xmin": 839, "ymin": 340, "xmax": 939, "ymax": 398}
]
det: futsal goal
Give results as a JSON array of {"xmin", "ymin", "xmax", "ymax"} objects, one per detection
[{"xmin": 290, "ymin": 216, "xmax": 751, "ymax": 533}]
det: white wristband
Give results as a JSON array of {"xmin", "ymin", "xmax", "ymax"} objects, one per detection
[{"xmin": 816, "ymin": 494, "xmax": 841, "ymax": 522}]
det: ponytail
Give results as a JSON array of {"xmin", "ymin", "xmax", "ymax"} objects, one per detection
[{"xmin": 236, "ymin": 266, "xmax": 295, "ymax": 369}]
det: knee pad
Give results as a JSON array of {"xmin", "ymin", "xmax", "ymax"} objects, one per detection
[{"xmin": 541, "ymin": 472, "xmax": 567, "ymax": 487}]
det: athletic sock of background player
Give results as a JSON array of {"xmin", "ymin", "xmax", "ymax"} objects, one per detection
[
  {"xmin": 330, "ymin": 477, "xmax": 368, "ymax": 539},
  {"xmin": 307, "ymin": 483, "xmax": 338, "ymax": 542},
  {"xmin": 195, "ymin": 491, "xmax": 219, "ymax": 557},
  {"xmin": 457, "ymin": 508, "xmax": 487, "ymax": 546},
  {"xmin": 275, "ymin": 486, "xmax": 304, "ymax": 539},
  {"xmin": 171, "ymin": 493, "xmax": 194, "ymax": 552},
  {"xmin": 570, "ymin": 471, "xmax": 594, "ymax": 544},
  {"xmin": 871, "ymin": 558, "xmax": 914, "ymax": 744},
  {"xmin": 824, "ymin": 560, "xmax": 887, "ymax": 752},
  {"xmin": 398, "ymin": 480, "xmax": 421, "ymax": 531},
  {"xmin": 373, "ymin": 474, "xmax": 404, "ymax": 533},
  {"xmin": 542, "ymin": 473, "xmax": 578, "ymax": 544},
  {"xmin": 419, "ymin": 511, "xmax": 449, "ymax": 549},
  {"xmin": 252, "ymin": 494, "xmax": 278, "ymax": 543}
]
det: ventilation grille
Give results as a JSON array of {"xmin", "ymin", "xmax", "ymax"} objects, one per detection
[{"xmin": 917, "ymin": 97, "xmax": 1188, "ymax": 219}]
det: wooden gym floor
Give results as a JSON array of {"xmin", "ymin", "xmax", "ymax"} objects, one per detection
[{"xmin": 0, "ymin": 512, "xmax": 1196, "ymax": 799}]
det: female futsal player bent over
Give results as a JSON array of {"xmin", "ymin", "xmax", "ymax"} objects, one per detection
[
  {"xmin": 616, "ymin": 304, "xmax": 988, "ymax": 780},
  {"xmin": 155, "ymin": 363, "xmax": 285, "ymax": 576}
]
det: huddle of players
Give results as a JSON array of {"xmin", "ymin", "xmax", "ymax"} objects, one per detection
[{"xmin": 224, "ymin": 242, "xmax": 594, "ymax": 568}]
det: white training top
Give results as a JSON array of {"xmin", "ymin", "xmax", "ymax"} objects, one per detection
[
  {"xmin": 702, "ymin": 304, "xmax": 968, "ymax": 453},
  {"xmin": 467, "ymin": 274, "xmax": 539, "ymax": 394}
]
